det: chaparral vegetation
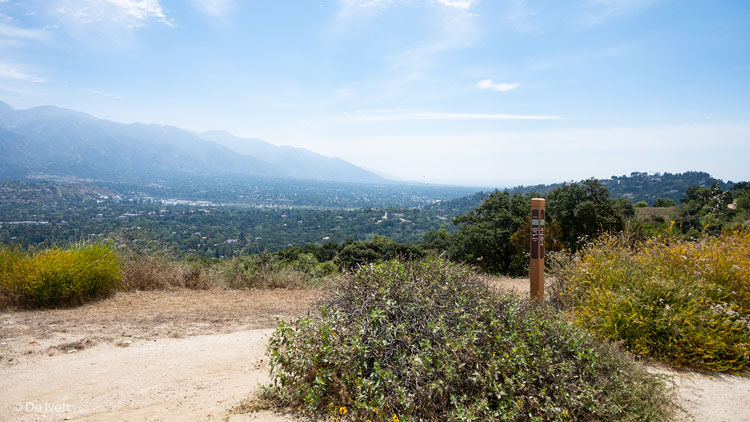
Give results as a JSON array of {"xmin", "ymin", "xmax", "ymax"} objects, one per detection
[
  {"xmin": 261, "ymin": 259, "xmax": 676, "ymax": 421},
  {"xmin": 553, "ymin": 228, "xmax": 750, "ymax": 372}
]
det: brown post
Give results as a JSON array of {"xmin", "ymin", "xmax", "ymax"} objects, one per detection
[{"xmin": 530, "ymin": 198, "xmax": 545, "ymax": 303}]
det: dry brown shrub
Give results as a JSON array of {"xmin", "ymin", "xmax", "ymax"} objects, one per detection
[{"xmin": 120, "ymin": 256, "xmax": 214, "ymax": 290}]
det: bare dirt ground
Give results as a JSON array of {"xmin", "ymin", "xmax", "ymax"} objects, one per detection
[
  {"xmin": 0, "ymin": 289, "xmax": 322, "ymax": 367},
  {"xmin": 1, "ymin": 280, "xmax": 749, "ymax": 421}
]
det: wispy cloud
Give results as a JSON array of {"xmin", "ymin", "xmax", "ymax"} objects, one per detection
[
  {"xmin": 503, "ymin": 0, "xmax": 541, "ymax": 33},
  {"xmin": 582, "ymin": 0, "xmax": 658, "ymax": 27},
  {"xmin": 346, "ymin": 0, "xmax": 481, "ymax": 96},
  {"xmin": 0, "ymin": 62, "xmax": 45, "ymax": 82},
  {"xmin": 349, "ymin": 109, "xmax": 562, "ymax": 120},
  {"xmin": 54, "ymin": 0, "xmax": 174, "ymax": 28},
  {"xmin": 476, "ymin": 79, "xmax": 520, "ymax": 92},
  {"xmin": 106, "ymin": 0, "xmax": 173, "ymax": 26},
  {"xmin": 0, "ymin": 23, "xmax": 50, "ymax": 40},
  {"xmin": 433, "ymin": 0, "xmax": 476, "ymax": 10},
  {"xmin": 190, "ymin": 0, "xmax": 236, "ymax": 17},
  {"xmin": 335, "ymin": 0, "xmax": 395, "ymax": 22}
]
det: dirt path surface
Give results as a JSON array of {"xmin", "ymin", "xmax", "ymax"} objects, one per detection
[
  {"xmin": 663, "ymin": 368, "xmax": 750, "ymax": 422},
  {"xmin": 1, "ymin": 329, "xmax": 297, "ymax": 421},
  {"xmin": 1, "ymin": 289, "xmax": 322, "ymax": 366},
  {"xmin": 2, "ymin": 283, "xmax": 750, "ymax": 421}
]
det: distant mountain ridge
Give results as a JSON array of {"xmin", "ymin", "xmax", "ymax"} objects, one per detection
[
  {"xmin": 428, "ymin": 171, "xmax": 735, "ymax": 215},
  {"xmin": 510, "ymin": 171, "xmax": 733, "ymax": 205},
  {"xmin": 197, "ymin": 130, "xmax": 385, "ymax": 184},
  {"xmin": 0, "ymin": 101, "xmax": 387, "ymax": 184}
]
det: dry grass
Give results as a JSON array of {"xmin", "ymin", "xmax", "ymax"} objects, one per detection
[
  {"xmin": 120, "ymin": 255, "xmax": 339, "ymax": 292},
  {"xmin": 635, "ymin": 206, "xmax": 680, "ymax": 222},
  {"xmin": 120, "ymin": 255, "xmax": 214, "ymax": 290}
]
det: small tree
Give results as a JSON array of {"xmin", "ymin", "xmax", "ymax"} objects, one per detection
[
  {"xmin": 449, "ymin": 190, "xmax": 529, "ymax": 275},
  {"xmin": 654, "ymin": 197, "xmax": 676, "ymax": 207},
  {"xmin": 547, "ymin": 179, "xmax": 627, "ymax": 250}
]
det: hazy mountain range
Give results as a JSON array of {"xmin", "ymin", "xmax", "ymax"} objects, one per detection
[{"xmin": 0, "ymin": 101, "xmax": 388, "ymax": 184}]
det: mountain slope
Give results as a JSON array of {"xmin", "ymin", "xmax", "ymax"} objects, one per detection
[
  {"xmin": 0, "ymin": 101, "xmax": 387, "ymax": 184},
  {"xmin": 198, "ymin": 130, "xmax": 387, "ymax": 184}
]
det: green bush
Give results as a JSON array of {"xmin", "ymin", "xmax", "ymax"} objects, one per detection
[
  {"xmin": 262, "ymin": 259, "xmax": 675, "ymax": 421},
  {"xmin": 336, "ymin": 235, "xmax": 425, "ymax": 270},
  {"xmin": 0, "ymin": 243, "xmax": 121, "ymax": 308},
  {"xmin": 553, "ymin": 229, "xmax": 750, "ymax": 372},
  {"xmin": 653, "ymin": 197, "xmax": 676, "ymax": 207}
]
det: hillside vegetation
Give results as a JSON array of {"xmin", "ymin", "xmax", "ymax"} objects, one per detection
[
  {"xmin": 553, "ymin": 229, "xmax": 750, "ymax": 372},
  {"xmin": 261, "ymin": 259, "xmax": 675, "ymax": 421},
  {"xmin": 0, "ymin": 243, "xmax": 120, "ymax": 307}
]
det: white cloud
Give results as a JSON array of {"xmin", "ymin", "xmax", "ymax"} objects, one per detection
[
  {"xmin": 54, "ymin": 0, "xmax": 174, "ymax": 27},
  {"xmin": 349, "ymin": 109, "xmax": 561, "ymax": 120},
  {"xmin": 433, "ymin": 0, "xmax": 476, "ymax": 9},
  {"xmin": 0, "ymin": 62, "xmax": 45, "ymax": 82},
  {"xmin": 105, "ymin": 0, "xmax": 173, "ymax": 25},
  {"xmin": 476, "ymin": 79, "xmax": 520, "ymax": 92}
]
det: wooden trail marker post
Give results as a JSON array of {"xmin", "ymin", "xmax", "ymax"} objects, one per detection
[{"xmin": 530, "ymin": 198, "xmax": 545, "ymax": 303}]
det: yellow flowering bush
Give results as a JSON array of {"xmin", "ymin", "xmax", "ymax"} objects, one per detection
[
  {"xmin": 0, "ymin": 243, "xmax": 121, "ymax": 307},
  {"xmin": 554, "ymin": 228, "xmax": 750, "ymax": 372}
]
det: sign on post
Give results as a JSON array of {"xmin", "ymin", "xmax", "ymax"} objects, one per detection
[{"xmin": 530, "ymin": 198, "xmax": 545, "ymax": 303}]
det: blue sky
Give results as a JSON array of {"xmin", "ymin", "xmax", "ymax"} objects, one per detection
[{"xmin": 0, "ymin": 0, "xmax": 748, "ymax": 187}]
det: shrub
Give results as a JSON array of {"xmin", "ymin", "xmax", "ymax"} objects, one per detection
[
  {"xmin": 337, "ymin": 236, "xmax": 425, "ymax": 270},
  {"xmin": 0, "ymin": 243, "xmax": 121, "ymax": 308},
  {"xmin": 553, "ymin": 229, "xmax": 750, "ymax": 372},
  {"xmin": 220, "ymin": 254, "xmax": 310, "ymax": 289},
  {"xmin": 262, "ymin": 259, "xmax": 675, "ymax": 421},
  {"xmin": 653, "ymin": 197, "xmax": 676, "ymax": 207}
]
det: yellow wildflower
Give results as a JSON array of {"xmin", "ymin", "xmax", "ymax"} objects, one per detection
[{"xmin": 339, "ymin": 406, "xmax": 347, "ymax": 415}]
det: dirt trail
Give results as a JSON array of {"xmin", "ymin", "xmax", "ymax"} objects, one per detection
[
  {"xmin": 658, "ymin": 367, "xmax": 750, "ymax": 422},
  {"xmin": 1, "ymin": 329, "xmax": 294, "ymax": 421},
  {"xmin": 2, "ymin": 283, "xmax": 749, "ymax": 421}
]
